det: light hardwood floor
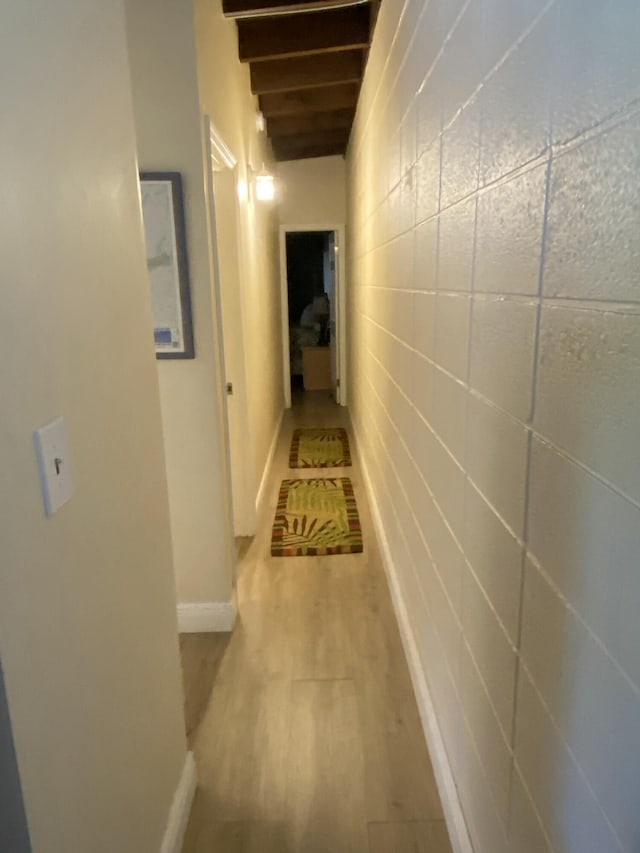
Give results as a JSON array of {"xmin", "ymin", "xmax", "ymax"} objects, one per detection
[{"xmin": 180, "ymin": 391, "xmax": 452, "ymax": 853}]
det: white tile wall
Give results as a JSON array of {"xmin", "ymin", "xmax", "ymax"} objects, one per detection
[
  {"xmin": 348, "ymin": 0, "xmax": 640, "ymax": 849},
  {"xmin": 456, "ymin": 712, "xmax": 511, "ymax": 853},
  {"xmin": 434, "ymin": 292, "xmax": 471, "ymax": 380},
  {"xmin": 431, "ymin": 369, "xmax": 467, "ymax": 465},
  {"xmin": 440, "ymin": 100, "xmax": 481, "ymax": 209},
  {"xmin": 549, "ymin": 0, "xmax": 640, "ymax": 145},
  {"xmin": 416, "ymin": 63, "xmax": 442, "ymax": 159},
  {"xmin": 458, "ymin": 638, "xmax": 513, "ymax": 821},
  {"xmin": 544, "ymin": 115, "xmax": 640, "ymax": 302},
  {"xmin": 534, "ymin": 303, "xmax": 640, "ymax": 504},
  {"xmin": 413, "ymin": 218, "xmax": 438, "ymax": 289},
  {"xmin": 462, "ymin": 478, "xmax": 522, "ymax": 643},
  {"xmin": 507, "ymin": 764, "xmax": 552, "ymax": 853},
  {"xmin": 527, "ymin": 438, "xmax": 640, "ymax": 688},
  {"xmin": 469, "ymin": 295, "xmax": 538, "ymax": 422},
  {"xmin": 513, "ymin": 669, "xmax": 621, "ymax": 853},
  {"xmin": 460, "ymin": 568, "xmax": 517, "ymax": 739},
  {"xmin": 437, "ymin": 197, "xmax": 476, "ymax": 292},
  {"xmin": 465, "ymin": 391, "xmax": 529, "ymax": 536},
  {"xmin": 415, "ymin": 139, "xmax": 442, "ymax": 223},
  {"xmin": 520, "ymin": 558, "xmax": 640, "ymax": 850},
  {"xmin": 474, "ymin": 164, "xmax": 547, "ymax": 296},
  {"xmin": 438, "ymin": 0, "xmax": 486, "ymax": 128},
  {"xmin": 478, "ymin": 17, "xmax": 553, "ymax": 185}
]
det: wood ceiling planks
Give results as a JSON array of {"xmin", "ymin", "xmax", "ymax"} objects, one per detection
[
  {"xmin": 229, "ymin": 0, "xmax": 379, "ymax": 159},
  {"xmin": 267, "ymin": 108, "xmax": 355, "ymax": 136},
  {"xmin": 237, "ymin": 6, "xmax": 370, "ymax": 63},
  {"xmin": 223, "ymin": 0, "xmax": 364, "ymax": 15},
  {"xmin": 271, "ymin": 129, "xmax": 351, "ymax": 160},
  {"xmin": 259, "ymin": 82, "xmax": 360, "ymax": 117},
  {"xmin": 250, "ymin": 51, "xmax": 364, "ymax": 95}
]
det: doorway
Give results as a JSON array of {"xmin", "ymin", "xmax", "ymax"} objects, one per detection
[{"xmin": 279, "ymin": 224, "xmax": 347, "ymax": 409}]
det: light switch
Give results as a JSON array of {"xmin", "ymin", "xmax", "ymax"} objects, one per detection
[{"xmin": 33, "ymin": 416, "xmax": 74, "ymax": 516}]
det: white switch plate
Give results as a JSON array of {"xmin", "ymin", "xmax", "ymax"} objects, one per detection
[{"xmin": 33, "ymin": 416, "xmax": 74, "ymax": 516}]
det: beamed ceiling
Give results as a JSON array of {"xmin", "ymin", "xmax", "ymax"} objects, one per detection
[{"xmin": 223, "ymin": 0, "xmax": 381, "ymax": 160}]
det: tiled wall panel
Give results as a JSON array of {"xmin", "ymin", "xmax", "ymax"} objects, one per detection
[{"xmin": 348, "ymin": 0, "xmax": 640, "ymax": 849}]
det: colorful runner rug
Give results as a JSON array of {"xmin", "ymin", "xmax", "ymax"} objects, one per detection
[
  {"xmin": 271, "ymin": 478, "xmax": 363, "ymax": 556},
  {"xmin": 289, "ymin": 427, "xmax": 352, "ymax": 468}
]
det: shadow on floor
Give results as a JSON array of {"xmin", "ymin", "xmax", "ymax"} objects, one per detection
[
  {"xmin": 179, "ymin": 632, "xmax": 232, "ymax": 743},
  {"xmin": 236, "ymin": 535, "xmax": 253, "ymax": 565}
]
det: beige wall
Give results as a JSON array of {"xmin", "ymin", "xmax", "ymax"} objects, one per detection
[
  {"xmin": 125, "ymin": 0, "xmax": 236, "ymax": 600},
  {"xmin": 195, "ymin": 0, "xmax": 284, "ymax": 505},
  {"xmin": 0, "ymin": 3, "xmax": 187, "ymax": 851},
  {"xmin": 278, "ymin": 156, "xmax": 347, "ymax": 225},
  {"xmin": 349, "ymin": 0, "xmax": 640, "ymax": 850}
]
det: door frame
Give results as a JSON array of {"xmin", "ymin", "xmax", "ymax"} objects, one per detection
[
  {"xmin": 279, "ymin": 223, "xmax": 347, "ymax": 408},
  {"xmin": 204, "ymin": 115, "xmax": 257, "ymax": 538}
]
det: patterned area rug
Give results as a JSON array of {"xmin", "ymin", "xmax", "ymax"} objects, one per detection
[
  {"xmin": 289, "ymin": 427, "xmax": 352, "ymax": 468},
  {"xmin": 271, "ymin": 478, "xmax": 363, "ymax": 556}
]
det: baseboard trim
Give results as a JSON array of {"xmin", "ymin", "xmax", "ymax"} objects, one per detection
[
  {"xmin": 160, "ymin": 751, "xmax": 197, "ymax": 853},
  {"xmin": 351, "ymin": 414, "xmax": 474, "ymax": 853},
  {"xmin": 256, "ymin": 409, "xmax": 284, "ymax": 512},
  {"xmin": 177, "ymin": 600, "xmax": 236, "ymax": 633}
]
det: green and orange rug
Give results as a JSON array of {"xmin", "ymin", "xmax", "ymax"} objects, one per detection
[
  {"xmin": 289, "ymin": 427, "xmax": 352, "ymax": 468},
  {"xmin": 271, "ymin": 478, "xmax": 363, "ymax": 556}
]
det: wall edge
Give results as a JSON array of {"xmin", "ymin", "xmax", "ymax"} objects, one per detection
[
  {"xmin": 159, "ymin": 751, "xmax": 197, "ymax": 853},
  {"xmin": 256, "ymin": 408, "xmax": 284, "ymax": 512},
  {"xmin": 351, "ymin": 412, "xmax": 475, "ymax": 853}
]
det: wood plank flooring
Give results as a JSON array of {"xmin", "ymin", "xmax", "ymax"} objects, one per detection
[{"xmin": 180, "ymin": 391, "xmax": 452, "ymax": 853}]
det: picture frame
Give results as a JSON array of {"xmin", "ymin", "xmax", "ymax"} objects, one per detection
[{"xmin": 139, "ymin": 171, "xmax": 195, "ymax": 359}]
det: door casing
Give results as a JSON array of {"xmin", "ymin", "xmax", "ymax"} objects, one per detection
[
  {"xmin": 204, "ymin": 115, "xmax": 257, "ymax": 539},
  {"xmin": 279, "ymin": 223, "xmax": 347, "ymax": 408}
]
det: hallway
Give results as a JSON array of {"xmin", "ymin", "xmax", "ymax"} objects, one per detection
[{"xmin": 180, "ymin": 392, "xmax": 452, "ymax": 852}]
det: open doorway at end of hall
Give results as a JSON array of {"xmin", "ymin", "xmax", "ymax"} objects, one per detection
[{"xmin": 281, "ymin": 227, "xmax": 345, "ymax": 408}]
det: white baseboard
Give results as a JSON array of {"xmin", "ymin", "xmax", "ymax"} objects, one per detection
[
  {"xmin": 256, "ymin": 409, "xmax": 283, "ymax": 512},
  {"xmin": 177, "ymin": 600, "xmax": 236, "ymax": 633},
  {"xmin": 160, "ymin": 751, "xmax": 197, "ymax": 853},
  {"xmin": 351, "ymin": 415, "xmax": 474, "ymax": 853}
]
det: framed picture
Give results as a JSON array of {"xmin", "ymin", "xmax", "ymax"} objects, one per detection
[{"xmin": 139, "ymin": 172, "xmax": 195, "ymax": 359}]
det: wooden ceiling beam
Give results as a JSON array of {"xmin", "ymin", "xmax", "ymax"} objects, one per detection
[
  {"xmin": 259, "ymin": 82, "xmax": 359, "ymax": 116},
  {"xmin": 237, "ymin": 5, "xmax": 370, "ymax": 62},
  {"xmin": 267, "ymin": 108, "xmax": 354, "ymax": 137},
  {"xmin": 250, "ymin": 51, "xmax": 363, "ymax": 94},
  {"xmin": 368, "ymin": 0, "xmax": 381, "ymax": 36},
  {"xmin": 274, "ymin": 140, "xmax": 347, "ymax": 160},
  {"xmin": 223, "ymin": 0, "xmax": 365, "ymax": 17},
  {"xmin": 272, "ymin": 128, "xmax": 350, "ymax": 160}
]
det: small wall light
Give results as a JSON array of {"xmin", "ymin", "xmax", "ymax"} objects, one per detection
[
  {"xmin": 254, "ymin": 168, "xmax": 275, "ymax": 202},
  {"xmin": 255, "ymin": 111, "xmax": 266, "ymax": 133}
]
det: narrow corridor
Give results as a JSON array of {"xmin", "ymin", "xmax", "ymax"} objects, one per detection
[{"xmin": 180, "ymin": 392, "xmax": 452, "ymax": 852}]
